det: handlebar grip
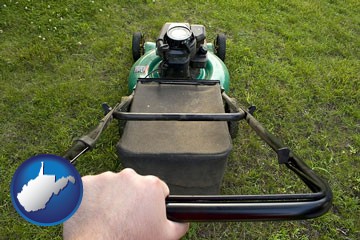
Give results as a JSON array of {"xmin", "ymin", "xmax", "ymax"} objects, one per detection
[{"xmin": 166, "ymin": 196, "xmax": 331, "ymax": 222}]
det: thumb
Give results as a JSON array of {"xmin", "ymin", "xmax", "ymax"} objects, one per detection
[{"xmin": 165, "ymin": 221, "xmax": 190, "ymax": 240}]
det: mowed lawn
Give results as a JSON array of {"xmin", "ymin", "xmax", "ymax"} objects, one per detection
[{"xmin": 0, "ymin": 0, "xmax": 359, "ymax": 239}]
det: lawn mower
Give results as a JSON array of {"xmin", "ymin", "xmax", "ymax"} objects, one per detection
[{"xmin": 63, "ymin": 23, "xmax": 332, "ymax": 221}]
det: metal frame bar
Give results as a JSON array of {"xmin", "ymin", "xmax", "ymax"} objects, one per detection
[{"xmin": 113, "ymin": 112, "xmax": 245, "ymax": 121}]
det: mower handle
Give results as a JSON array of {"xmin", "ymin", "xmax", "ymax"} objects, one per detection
[{"xmin": 64, "ymin": 91, "xmax": 332, "ymax": 221}]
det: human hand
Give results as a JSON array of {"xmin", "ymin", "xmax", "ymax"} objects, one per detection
[{"xmin": 63, "ymin": 168, "xmax": 189, "ymax": 240}]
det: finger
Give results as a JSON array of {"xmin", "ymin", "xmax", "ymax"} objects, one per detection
[
  {"xmin": 159, "ymin": 178, "xmax": 170, "ymax": 197},
  {"xmin": 119, "ymin": 168, "xmax": 138, "ymax": 176},
  {"xmin": 117, "ymin": 168, "xmax": 139, "ymax": 184},
  {"xmin": 144, "ymin": 175, "xmax": 170, "ymax": 197},
  {"xmin": 166, "ymin": 221, "xmax": 190, "ymax": 240}
]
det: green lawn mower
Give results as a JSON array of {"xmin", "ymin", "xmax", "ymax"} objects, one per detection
[{"xmin": 63, "ymin": 22, "xmax": 332, "ymax": 222}]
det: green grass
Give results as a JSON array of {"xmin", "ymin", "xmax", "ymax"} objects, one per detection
[{"xmin": 1, "ymin": 0, "xmax": 359, "ymax": 239}]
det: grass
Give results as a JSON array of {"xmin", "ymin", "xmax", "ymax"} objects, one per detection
[{"xmin": 1, "ymin": 0, "xmax": 359, "ymax": 239}]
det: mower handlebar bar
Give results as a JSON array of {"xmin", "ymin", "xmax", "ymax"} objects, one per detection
[
  {"xmin": 112, "ymin": 111, "xmax": 246, "ymax": 121},
  {"xmin": 165, "ymin": 195, "xmax": 331, "ymax": 221}
]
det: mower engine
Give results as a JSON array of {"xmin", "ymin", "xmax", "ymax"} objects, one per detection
[{"xmin": 156, "ymin": 23, "xmax": 208, "ymax": 78}]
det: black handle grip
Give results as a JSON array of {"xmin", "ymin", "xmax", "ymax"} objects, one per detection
[{"xmin": 166, "ymin": 197, "xmax": 331, "ymax": 221}]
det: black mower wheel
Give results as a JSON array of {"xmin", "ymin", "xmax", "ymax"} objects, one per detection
[
  {"xmin": 214, "ymin": 34, "xmax": 226, "ymax": 62},
  {"xmin": 132, "ymin": 32, "xmax": 144, "ymax": 62}
]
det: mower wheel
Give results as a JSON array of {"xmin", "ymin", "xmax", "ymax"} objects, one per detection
[
  {"xmin": 214, "ymin": 34, "xmax": 226, "ymax": 62},
  {"xmin": 132, "ymin": 32, "xmax": 144, "ymax": 62}
]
